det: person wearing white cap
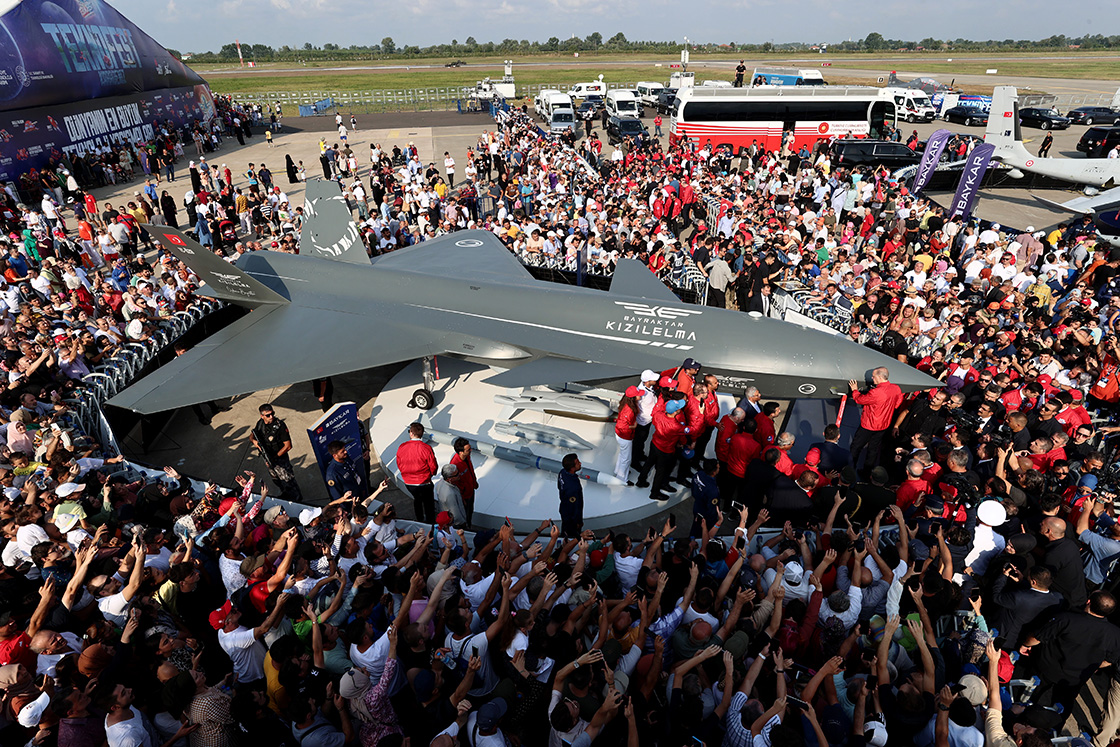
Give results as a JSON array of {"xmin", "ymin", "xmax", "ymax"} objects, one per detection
[
  {"xmin": 961, "ymin": 501, "xmax": 1007, "ymax": 581},
  {"xmin": 631, "ymin": 370, "xmax": 659, "ymax": 471}
]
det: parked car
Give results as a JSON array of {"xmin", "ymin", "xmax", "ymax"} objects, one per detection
[
  {"xmin": 915, "ymin": 134, "xmax": 984, "ymax": 161},
  {"xmin": 656, "ymin": 88, "xmax": 679, "ymax": 115},
  {"xmin": 576, "ymin": 101, "xmax": 597, "ymax": 121},
  {"xmin": 830, "ymin": 139, "xmax": 922, "ymax": 169},
  {"xmin": 582, "ymin": 94, "xmax": 605, "ymax": 110},
  {"xmin": 1018, "ymin": 107, "xmax": 1070, "ymax": 130},
  {"xmin": 445, "ymin": 59, "xmax": 465, "ymax": 67},
  {"xmin": 942, "ymin": 106, "xmax": 989, "ymax": 126},
  {"xmin": 1066, "ymin": 106, "xmax": 1120, "ymax": 126},
  {"xmin": 606, "ymin": 115, "xmax": 648, "ymax": 145},
  {"xmin": 1077, "ymin": 126, "xmax": 1120, "ymax": 157}
]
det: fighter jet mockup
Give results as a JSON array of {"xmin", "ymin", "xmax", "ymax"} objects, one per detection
[{"xmin": 106, "ymin": 182, "xmax": 939, "ymax": 415}]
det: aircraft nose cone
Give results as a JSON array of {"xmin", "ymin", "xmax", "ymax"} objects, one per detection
[{"xmin": 820, "ymin": 332, "xmax": 943, "ymax": 394}]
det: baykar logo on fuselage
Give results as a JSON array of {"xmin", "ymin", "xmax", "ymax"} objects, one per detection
[{"xmin": 606, "ymin": 301, "xmax": 701, "ymax": 349}]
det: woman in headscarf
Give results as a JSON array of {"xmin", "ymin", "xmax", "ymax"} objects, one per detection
[
  {"xmin": 165, "ymin": 669, "xmax": 238, "ymax": 747},
  {"xmin": 6, "ymin": 414, "xmax": 35, "ymax": 456},
  {"xmin": 188, "ymin": 161, "xmax": 202, "ymax": 194},
  {"xmin": 342, "ymin": 626, "xmax": 402, "ymax": 746},
  {"xmin": 0, "ymin": 663, "xmax": 43, "ymax": 727},
  {"xmin": 285, "ymin": 154, "xmax": 298, "ymax": 184},
  {"xmin": 160, "ymin": 190, "xmax": 178, "ymax": 228}
]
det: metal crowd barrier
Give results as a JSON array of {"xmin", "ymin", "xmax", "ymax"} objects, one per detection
[{"xmin": 68, "ymin": 300, "xmax": 226, "ymax": 440}]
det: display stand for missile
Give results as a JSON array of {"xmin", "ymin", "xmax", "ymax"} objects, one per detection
[{"xmin": 368, "ymin": 358, "xmax": 735, "ymax": 531}]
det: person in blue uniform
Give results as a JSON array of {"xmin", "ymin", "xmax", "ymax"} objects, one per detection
[
  {"xmin": 690, "ymin": 458, "xmax": 721, "ymax": 537},
  {"xmin": 324, "ymin": 440, "xmax": 364, "ymax": 502},
  {"xmin": 557, "ymin": 453, "xmax": 584, "ymax": 537}
]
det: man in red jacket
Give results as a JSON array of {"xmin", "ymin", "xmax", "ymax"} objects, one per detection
[
  {"xmin": 693, "ymin": 375, "xmax": 721, "ymax": 463},
  {"xmin": 637, "ymin": 396, "xmax": 690, "ymax": 501},
  {"xmin": 674, "ymin": 381, "xmax": 708, "ymax": 484},
  {"xmin": 449, "ymin": 437, "xmax": 479, "ymax": 529},
  {"xmin": 754, "ymin": 402, "xmax": 780, "ymax": 450},
  {"xmin": 848, "ymin": 367, "xmax": 904, "ymax": 475},
  {"xmin": 724, "ymin": 418, "xmax": 761, "ymax": 507},
  {"xmin": 395, "ymin": 422, "xmax": 439, "ymax": 523}
]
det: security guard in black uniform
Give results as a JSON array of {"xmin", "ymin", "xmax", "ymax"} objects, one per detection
[
  {"xmin": 690, "ymin": 459, "xmax": 721, "ymax": 537},
  {"xmin": 557, "ymin": 453, "xmax": 584, "ymax": 538},
  {"xmin": 325, "ymin": 440, "xmax": 364, "ymax": 503}
]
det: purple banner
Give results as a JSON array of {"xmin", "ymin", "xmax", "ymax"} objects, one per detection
[
  {"xmin": 0, "ymin": 83, "xmax": 215, "ymax": 186},
  {"xmin": 911, "ymin": 128, "xmax": 951, "ymax": 195},
  {"xmin": 0, "ymin": 0, "xmax": 206, "ymax": 112},
  {"xmin": 949, "ymin": 143, "xmax": 995, "ymax": 221}
]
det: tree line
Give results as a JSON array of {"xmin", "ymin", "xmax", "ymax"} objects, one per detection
[{"xmin": 177, "ymin": 32, "xmax": 1120, "ymax": 62}]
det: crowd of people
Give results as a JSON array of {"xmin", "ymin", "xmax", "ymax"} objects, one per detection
[{"xmin": 3, "ymin": 93, "xmax": 1120, "ymax": 747}]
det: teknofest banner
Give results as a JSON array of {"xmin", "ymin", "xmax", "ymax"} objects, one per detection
[{"xmin": 0, "ymin": 0, "xmax": 213, "ymax": 184}]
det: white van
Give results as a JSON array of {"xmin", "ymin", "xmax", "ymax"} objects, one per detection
[
  {"xmin": 880, "ymin": 87, "xmax": 936, "ymax": 122},
  {"xmin": 569, "ymin": 81, "xmax": 606, "ymax": 98},
  {"xmin": 636, "ymin": 81, "xmax": 664, "ymax": 107},
  {"xmin": 548, "ymin": 106, "xmax": 577, "ymax": 136},
  {"xmin": 534, "ymin": 89, "xmax": 561, "ymax": 119},
  {"xmin": 545, "ymin": 92, "xmax": 574, "ymax": 120},
  {"xmin": 605, "ymin": 90, "xmax": 640, "ymax": 119}
]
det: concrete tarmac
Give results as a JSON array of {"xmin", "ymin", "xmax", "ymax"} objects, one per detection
[{"xmin": 90, "ymin": 103, "xmax": 1097, "ymax": 536}]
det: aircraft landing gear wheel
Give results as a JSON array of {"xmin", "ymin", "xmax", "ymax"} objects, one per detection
[{"xmin": 409, "ymin": 389, "xmax": 435, "ymax": 410}]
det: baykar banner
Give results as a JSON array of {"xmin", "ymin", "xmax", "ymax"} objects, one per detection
[
  {"xmin": 949, "ymin": 143, "xmax": 996, "ymax": 221},
  {"xmin": 306, "ymin": 402, "xmax": 364, "ymax": 483},
  {"xmin": 911, "ymin": 128, "xmax": 951, "ymax": 195}
]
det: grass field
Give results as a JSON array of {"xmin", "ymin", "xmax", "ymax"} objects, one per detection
[
  {"xmin": 205, "ymin": 65, "xmax": 740, "ymax": 96},
  {"xmin": 197, "ymin": 51, "xmax": 1117, "ymax": 100}
]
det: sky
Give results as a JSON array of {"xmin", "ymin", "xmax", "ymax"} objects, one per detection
[{"xmin": 109, "ymin": 0, "xmax": 1109, "ymax": 53}]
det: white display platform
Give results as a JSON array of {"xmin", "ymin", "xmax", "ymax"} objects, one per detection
[{"xmin": 369, "ymin": 358, "xmax": 734, "ymax": 531}]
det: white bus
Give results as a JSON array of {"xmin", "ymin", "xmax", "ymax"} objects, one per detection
[{"xmin": 670, "ymin": 86, "xmax": 896, "ymax": 153}]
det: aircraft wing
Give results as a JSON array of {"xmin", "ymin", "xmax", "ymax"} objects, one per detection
[
  {"xmin": 107, "ymin": 305, "xmax": 447, "ymax": 414},
  {"xmin": 482, "ymin": 356, "xmax": 640, "ymax": 388},
  {"xmin": 1032, "ymin": 186, "xmax": 1120, "ymax": 215}
]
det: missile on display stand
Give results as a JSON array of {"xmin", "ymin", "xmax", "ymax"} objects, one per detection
[
  {"xmin": 493, "ymin": 420, "xmax": 596, "ymax": 451},
  {"xmin": 493, "ymin": 390, "xmax": 614, "ymax": 420},
  {"xmin": 424, "ymin": 429, "xmax": 625, "ymax": 487}
]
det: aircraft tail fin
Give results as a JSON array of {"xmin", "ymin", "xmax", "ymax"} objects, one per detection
[
  {"xmin": 986, "ymin": 86, "xmax": 1034, "ymax": 163},
  {"xmin": 299, "ymin": 179, "xmax": 370, "ymax": 264},
  {"xmin": 609, "ymin": 258, "xmax": 681, "ymax": 302},
  {"xmin": 887, "ymin": 71, "xmax": 900, "ymax": 86},
  {"xmin": 140, "ymin": 225, "xmax": 289, "ymax": 307}
]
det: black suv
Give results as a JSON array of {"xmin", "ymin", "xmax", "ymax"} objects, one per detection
[
  {"xmin": 606, "ymin": 116, "xmax": 648, "ymax": 145},
  {"xmin": 656, "ymin": 88, "xmax": 679, "ymax": 115},
  {"xmin": 1018, "ymin": 107, "xmax": 1070, "ymax": 130},
  {"xmin": 1067, "ymin": 106, "xmax": 1120, "ymax": 126},
  {"xmin": 1078, "ymin": 126, "xmax": 1120, "ymax": 157},
  {"xmin": 830, "ymin": 139, "xmax": 921, "ymax": 169}
]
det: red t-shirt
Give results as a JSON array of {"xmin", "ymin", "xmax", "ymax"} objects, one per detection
[
  {"xmin": 0, "ymin": 631, "xmax": 35, "ymax": 671},
  {"xmin": 1090, "ymin": 354, "xmax": 1120, "ymax": 403}
]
